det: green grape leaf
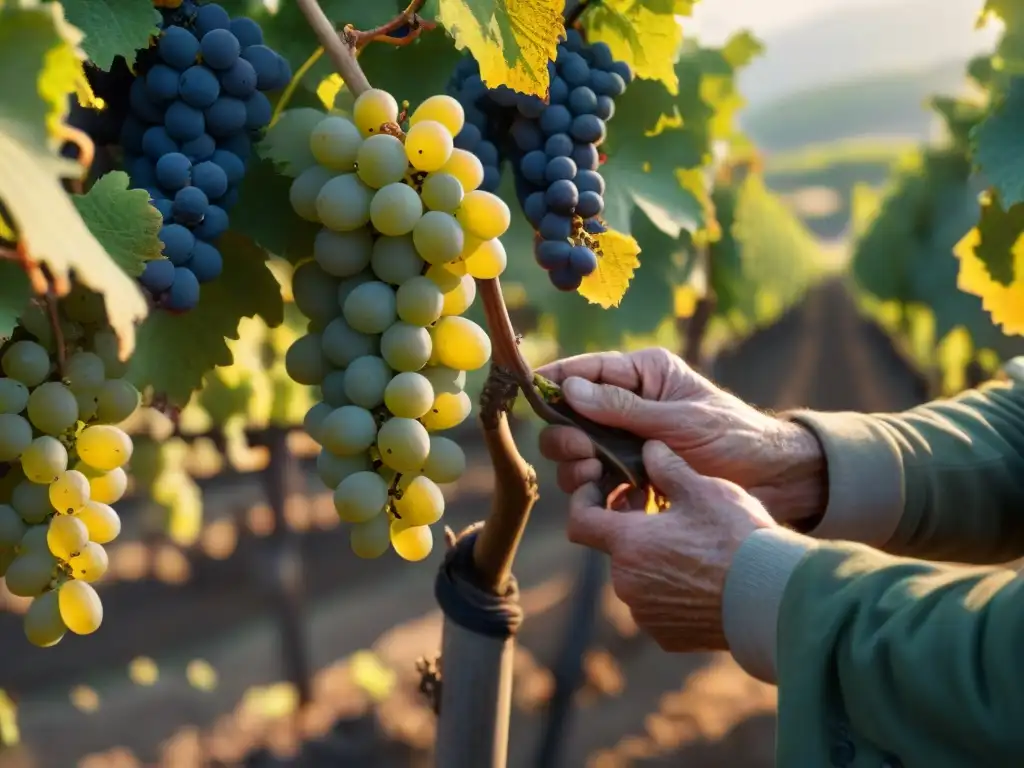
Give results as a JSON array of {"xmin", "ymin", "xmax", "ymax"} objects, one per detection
[
  {"xmin": 233, "ymin": 157, "xmax": 319, "ymax": 262},
  {"xmin": 72, "ymin": 171, "xmax": 164, "ymax": 277},
  {"xmin": 720, "ymin": 30, "xmax": 764, "ymax": 69},
  {"xmin": 433, "ymin": 0, "xmax": 563, "ymax": 97},
  {"xmin": 258, "ymin": 108, "xmax": 326, "ymax": 178},
  {"xmin": 972, "ymin": 77, "xmax": 1024, "ymax": 208},
  {"xmin": 971, "ymin": 191, "xmax": 1023, "ymax": 285},
  {"xmin": 0, "ymin": 263, "xmax": 32, "ymax": 339},
  {"xmin": 127, "ymin": 232, "xmax": 285, "ymax": 405},
  {"xmin": 60, "ymin": 0, "xmax": 160, "ymax": 71}
]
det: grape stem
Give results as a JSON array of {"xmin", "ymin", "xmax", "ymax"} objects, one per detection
[
  {"xmin": 43, "ymin": 284, "xmax": 67, "ymax": 378},
  {"xmin": 343, "ymin": 0, "xmax": 438, "ymax": 49},
  {"xmin": 295, "ymin": 0, "xmax": 372, "ymax": 95}
]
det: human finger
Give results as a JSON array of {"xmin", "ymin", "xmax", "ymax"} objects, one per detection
[
  {"xmin": 642, "ymin": 440, "xmax": 714, "ymax": 504},
  {"xmin": 556, "ymin": 458, "xmax": 603, "ymax": 494},
  {"xmin": 561, "ymin": 378, "xmax": 672, "ymax": 434},
  {"xmin": 536, "ymin": 351, "xmax": 642, "ymax": 392},
  {"xmin": 538, "ymin": 425, "xmax": 596, "ymax": 462},
  {"xmin": 566, "ymin": 482, "xmax": 624, "ymax": 554}
]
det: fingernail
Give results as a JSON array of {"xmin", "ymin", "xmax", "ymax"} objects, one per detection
[{"xmin": 563, "ymin": 377, "xmax": 596, "ymax": 403}]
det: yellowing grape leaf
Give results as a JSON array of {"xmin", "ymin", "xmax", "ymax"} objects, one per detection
[
  {"xmin": 60, "ymin": 0, "xmax": 160, "ymax": 71},
  {"xmin": 954, "ymin": 227, "xmax": 1024, "ymax": 334},
  {"xmin": 584, "ymin": 0, "xmax": 689, "ymax": 93},
  {"xmin": 578, "ymin": 228, "xmax": 642, "ymax": 308},
  {"xmin": 435, "ymin": 0, "xmax": 563, "ymax": 97},
  {"xmin": 73, "ymin": 171, "xmax": 164, "ymax": 276}
]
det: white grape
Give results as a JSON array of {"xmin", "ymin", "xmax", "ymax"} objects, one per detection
[
  {"xmin": 320, "ymin": 369, "xmax": 350, "ymax": 407},
  {"xmin": 370, "ymin": 182, "xmax": 423, "ymax": 236},
  {"xmin": 47, "ymin": 514, "xmax": 89, "ymax": 560},
  {"xmin": 421, "ymin": 390, "xmax": 473, "ymax": 431},
  {"xmin": 49, "ymin": 469, "xmax": 91, "ymax": 514},
  {"xmin": 0, "ymin": 413, "xmax": 32, "ymax": 461},
  {"xmin": 285, "ymin": 333, "xmax": 330, "ymax": 386},
  {"xmin": 319, "ymin": 405, "xmax": 377, "ymax": 455},
  {"xmin": 21, "ymin": 436, "xmax": 68, "ymax": 484},
  {"xmin": 410, "ymin": 95, "xmax": 465, "ymax": 136},
  {"xmin": 314, "ymin": 227, "xmax": 374, "ymax": 277},
  {"xmin": 424, "ymin": 263, "xmax": 462, "ymax": 293},
  {"xmin": 334, "ymin": 471, "xmax": 389, "ymax": 523},
  {"xmin": 352, "ymin": 89, "xmax": 399, "ymax": 137},
  {"xmin": 73, "ymin": 500, "xmax": 121, "ymax": 544},
  {"xmin": 376, "ymin": 417, "xmax": 430, "ymax": 473},
  {"xmin": 421, "ymin": 365, "xmax": 466, "ymax": 395},
  {"xmin": 440, "ymin": 149, "xmax": 484, "ymax": 192},
  {"xmin": 24, "ymin": 590, "xmax": 66, "ymax": 647},
  {"xmin": 64, "ymin": 351, "xmax": 105, "ymax": 393},
  {"xmin": 0, "ymin": 504, "xmax": 26, "ymax": 548},
  {"xmin": 316, "ymin": 450, "xmax": 372, "ymax": 490},
  {"xmin": 290, "ymin": 164, "xmax": 337, "ymax": 222},
  {"xmin": 95, "ymin": 379, "xmax": 141, "ymax": 424},
  {"xmin": 58, "ymin": 579, "xmax": 103, "ymax": 635},
  {"xmin": 76, "ymin": 390, "xmax": 99, "ymax": 422},
  {"xmin": 396, "ymin": 276, "xmax": 444, "ymax": 326},
  {"xmin": 12, "ymin": 481, "xmax": 53, "ymax": 524},
  {"xmin": 321, "ymin": 316, "xmax": 378, "ymax": 368},
  {"xmin": 441, "ymin": 273, "xmax": 477, "ymax": 316},
  {"xmin": 19, "ymin": 523, "xmax": 50, "ymax": 551},
  {"xmin": 27, "ymin": 382, "xmax": 79, "ymax": 435},
  {"xmin": 405, "ymin": 120, "xmax": 454, "ymax": 172},
  {"xmin": 432, "ymin": 316, "xmax": 491, "ymax": 371},
  {"xmin": 292, "ymin": 260, "xmax": 342, "ymax": 324},
  {"xmin": 394, "ymin": 476, "xmax": 443, "ymax": 526},
  {"xmin": 91, "ymin": 329, "xmax": 128, "ymax": 378},
  {"xmin": 342, "ymin": 355, "xmax": 392, "ymax": 409},
  {"xmin": 67, "ymin": 541, "xmax": 108, "ymax": 582},
  {"xmin": 349, "ymin": 512, "xmax": 391, "ymax": 558},
  {"xmin": 75, "ymin": 425, "xmax": 133, "ymax": 472},
  {"xmin": 464, "ymin": 237, "xmax": 507, "ymax": 280},
  {"xmin": 421, "ymin": 172, "xmax": 464, "ymax": 213},
  {"xmin": 412, "ymin": 211, "xmax": 464, "ymax": 265},
  {"xmin": 343, "ymin": 281, "xmax": 397, "ymax": 335},
  {"xmin": 303, "ymin": 402, "xmax": 333, "ymax": 443},
  {"xmin": 336, "ymin": 272, "xmax": 374, "ymax": 310},
  {"xmin": 5, "ymin": 551, "xmax": 56, "ymax": 597},
  {"xmin": 77, "ymin": 466, "xmax": 127, "ymax": 505},
  {"xmin": 456, "ymin": 190, "xmax": 511, "ymax": 240},
  {"xmin": 370, "ymin": 236, "xmax": 426, "ymax": 285},
  {"xmin": 309, "ymin": 115, "xmax": 363, "ymax": 171},
  {"xmin": 2, "ymin": 340, "xmax": 51, "ymax": 387},
  {"xmin": 356, "ymin": 134, "xmax": 410, "ymax": 188},
  {"xmin": 422, "ymin": 436, "xmax": 467, "ymax": 484},
  {"xmin": 380, "ymin": 322, "xmax": 432, "ymax": 372},
  {"xmin": 390, "ymin": 520, "xmax": 434, "ymax": 562},
  {"xmin": 384, "ymin": 371, "xmax": 434, "ymax": 419},
  {"xmin": 0, "ymin": 378, "xmax": 29, "ymax": 414},
  {"xmin": 316, "ymin": 173, "xmax": 373, "ymax": 232}
]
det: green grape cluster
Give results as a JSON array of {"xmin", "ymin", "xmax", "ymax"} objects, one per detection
[
  {"xmin": 0, "ymin": 287, "xmax": 140, "ymax": 647},
  {"xmin": 285, "ymin": 88, "xmax": 511, "ymax": 562}
]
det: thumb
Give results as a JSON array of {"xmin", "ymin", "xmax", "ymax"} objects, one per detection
[
  {"xmin": 642, "ymin": 440, "xmax": 710, "ymax": 503},
  {"xmin": 562, "ymin": 377, "xmax": 669, "ymax": 432}
]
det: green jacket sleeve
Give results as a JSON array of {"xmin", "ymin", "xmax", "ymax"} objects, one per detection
[
  {"xmin": 786, "ymin": 378, "xmax": 1024, "ymax": 563},
  {"xmin": 722, "ymin": 529, "xmax": 1024, "ymax": 767}
]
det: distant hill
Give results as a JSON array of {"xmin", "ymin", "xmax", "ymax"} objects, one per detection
[
  {"xmin": 734, "ymin": 0, "xmax": 996, "ymax": 109},
  {"xmin": 741, "ymin": 59, "xmax": 968, "ymax": 152}
]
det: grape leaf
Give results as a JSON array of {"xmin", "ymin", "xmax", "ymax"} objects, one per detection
[
  {"xmin": 72, "ymin": 171, "xmax": 164, "ymax": 277},
  {"xmin": 0, "ymin": 263, "xmax": 32, "ymax": 339},
  {"xmin": 972, "ymin": 77, "xmax": 1024, "ymax": 209},
  {"xmin": 970, "ymin": 191, "xmax": 1023, "ymax": 285},
  {"xmin": 60, "ymin": 0, "xmax": 160, "ymax": 71},
  {"xmin": 954, "ymin": 226, "xmax": 1024, "ymax": 335},
  {"xmin": 578, "ymin": 228, "xmax": 642, "ymax": 308},
  {"xmin": 584, "ymin": 0, "xmax": 691, "ymax": 93},
  {"xmin": 434, "ymin": 0, "xmax": 563, "ymax": 97},
  {"xmin": 258, "ymin": 108, "xmax": 326, "ymax": 178},
  {"xmin": 233, "ymin": 157, "xmax": 320, "ymax": 262},
  {"xmin": 127, "ymin": 232, "xmax": 285, "ymax": 405}
]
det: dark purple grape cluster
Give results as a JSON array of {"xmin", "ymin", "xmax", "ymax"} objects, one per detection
[
  {"xmin": 447, "ymin": 28, "xmax": 632, "ymax": 291},
  {"xmin": 120, "ymin": 1, "xmax": 291, "ymax": 312}
]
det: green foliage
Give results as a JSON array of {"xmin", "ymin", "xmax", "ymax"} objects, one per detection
[{"xmin": 59, "ymin": 0, "xmax": 160, "ymax": 70}]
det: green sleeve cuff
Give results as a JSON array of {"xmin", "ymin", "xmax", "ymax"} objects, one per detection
[
  {"xmin": 721, "ymin": 527, "xmax": 817, "ymax": 684},
  {"xmin": 784, "ymin": 410, "xmax": 904, "ymax": 547}
]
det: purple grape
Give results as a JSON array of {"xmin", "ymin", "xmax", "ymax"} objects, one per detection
[
  {"xmin": 140, "ymin": 259, "xmax": 176, "ymax": 292},
  {"xmin": 545, "ymin": 179, "xmax": 579, "ymax": 215},
  {"xmin": 539, "ymin": 212, "xmax": 572, "ymax": 240},
  {"xmin": 576, "ymin": 190, "xmax": 604, "ymax": 218},
  {"xmin": 544, "ymin": 133, "xmax": 573, "ymax": 158},
  {"xmin": 569, "ymin": 245, "xmax": 598, "ymax": 276},
  {"xmin": 550, "ymin": 265, "xmax": 583, "ymax": 291},
  {"xmin": 535, "ymin": 240, "xmax": 571, "ymax": 270},
  {"xmin": 545, "ymin": 156, "xmax": 576, "ymax": 183}
]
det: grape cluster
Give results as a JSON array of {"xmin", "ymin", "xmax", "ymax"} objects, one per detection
[
  {"xmin": 122, "ymin": 1, "xmax": 291, "ymax": 311},
  {"xmin": 447, "ymin": 28, "xmax": 632, "ymax": 291},
  {"xmin": 284, "ymin": 89, "xmax": 509, "ymax": 562},
  {"xmin": 0, "ymin": 288, "xmax": 141, "ymax": 647}
]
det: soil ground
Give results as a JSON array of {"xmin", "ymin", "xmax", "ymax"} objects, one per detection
[{"xmin": 0, "ymin": 279, "xmax": 929, "ymax": 768}]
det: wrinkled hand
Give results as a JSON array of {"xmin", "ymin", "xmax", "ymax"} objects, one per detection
[
  {"xmin": 570, "ymin": 440, "xmax": 776, "ymax": 653},
  {"xmin": 537, "ymin": 348, "xmax": 826, "ymax": 523}
]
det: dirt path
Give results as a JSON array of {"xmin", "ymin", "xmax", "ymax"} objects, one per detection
[{"xmin": 1, "ymin": 280, "xmax": 930, "ymax": 768}]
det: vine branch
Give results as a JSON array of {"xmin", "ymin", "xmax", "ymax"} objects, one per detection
[
  {"xmin": 343, "ymin": 0, "xmax": 437, "ymax": 49},
  {"xmin": 295, "ymin": 0, "xmax": 371, "ymax": 96}
]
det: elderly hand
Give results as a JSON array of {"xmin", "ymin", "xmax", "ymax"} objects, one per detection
[
  {"xmin": 537, "ymin": 348, "xmax": 827, "ymax": 524},
  {"xmin": 570, "ymin": 440, "xmax": 776, "ymax": 652}
]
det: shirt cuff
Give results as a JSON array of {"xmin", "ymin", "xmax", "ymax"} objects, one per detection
[
  {"xmin": 721, "ymin": 527, "xmax": 817, "ymax": 684},
  {"xmin": 783, "ymin": 410, "xmax": 904, "ymax": 547}
]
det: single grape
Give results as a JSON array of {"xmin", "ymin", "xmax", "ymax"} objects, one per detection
[
  {"xmin": 194, "ymin": 2, "xmax": 231, "ymax": 36},
  {"xmin": 142, "ymin": 126, "xmax": 179, "ymax": 160},
  {"xmin": 523, "ymin": 192, "xmax": 547, "ymax": 227},
  {"xmin": 511, "ymin": 117, "xmax": 543, "ymax": 151},
  {"xmin": 456, "ymin": 190, "xmax": 510, "ymax": 240},
  {"xmin": 12, "ymin": 481, "xmax": 52, "ymax": 524},
  {"xmin": 47, "ymin": 514, "xmax": 88, "ymax": 560},
  {"xmin": 405, "ymin": 120, "xmax": 454, "ymax": 172},
  {"xmin": 316, "ymin": 174, "xmax": 373, "ymax": 232},
  {"xmin": 440, "ymin": 148, "xmax": 484, "ymax": 192},
  {"xmin": 241, "ymin": 44, "xmax": 291, "ymax": 91},
  {"xmin": 78, "ymin": 466, "xmax": 127, "ymax": 506},
  {"xmin": 21, "ymin": 437, "xmax": 68, "ymax": 484},
  {"xmin": 410, "ymin": 94, "xmax": 465, "ymax": 137},
  {"xmin": 191, "ymin": 160, "xmax": 229, "ymax": 199},
  {"xmin": 230, "ymin": 17, "xmax": 264, "ymax": 48},
  {"xmin": 546, "ymin": 179, "xmax": 579, "ymax": 215},
  {"xmin": 303, "ymin": 402, "xmax": 333, "ymax": 443},
  {"xmin": 571, "ymin": 114, "xmax": 606, "ymax": 145},
  {"xmin": 422, "ymin": 436, "xmax": 467, "ymax": 484},
  {"xmin": 158, "ymin": 223, "xmax": 195, "ymax": 265},
  {"xmin": 244, "ymin": 90, "xmax": 273, "ymax": 131},
  {"xmin": 342, "ymin": 355, "xmax": 392, "ymax": 409},
  {"xmin": 0, "ymin": 378, "xmax": 29, "ymax": 414},
  {"xmin": 320, "ymin": 317, "xmax": 378, "ymax": 369},
  {"xmin": 0, "ymin": 504, "xmax": 25, "ymax": 548},
  {"xmin": 24, "ymin": 590, "xmax": 66, "ymax": 647},
  {"xmin": 380, "ymin": 322, "xmax": 432, "ymax": 372},
  {"xmin": 289, "ymin": 165, "xmax": 336, "ymax": 222},
  {"xmin": 0, "ymin": 413, "xmax": 32, "ymax": 462},
  {"xmin": 475, "ymin": 141, "xmax": 498, "ymax": 167},
  {"xmin": 200, "ymin": 28, "xmax": 241, "ymax": 70},
  {"xmin": 291, "ymin": 260, "xmax": 341, "ymax": 323},
  {"xmin": 594, "ymin": 94, "xmax": 615, "ymax": 121},
  {"xmin": 172, "ymin": 185, "xmax": 210, "ymax": 226},
  {"xmin": 73, "ymin": 500, "xmax": 121, "ymax": 544},
  {"xmin": 165, "ymin": 100, "xmax": 205, "ymax": 141},
  {"xmin": 550, "ymin": 265, "xmax": 583, "ymax": 291},
  {"xmin": 285, "ymin": 333, "xmax": 330, "ymax": 385},
  {"xmin": 95, "ymin": 379, "xmax": 141, "ymax": 425},
  {"xmin": 539, "ymin": 212, "xmax": 573, "ymax": 241},
  {"xmin": 75, "ymin": 426, "xmax": 133, "ymax": 472},
  {"xmin": 352, "ymin": 88, "xmax": 399, "ymax": 136},
  {"xmin": 390, "ymin": 521, "xmax": 433, "ymax": 562},
  {"xmin": 571, "ymin": 142, "xmax": 599, "ymax": 171},
  {"xmin": 575, "ymin": 169, "xmax": 605, "ymax": 195},
  {"xmin": 179, "ymin": 64, "xmax": 221, "ymax": 108},
  {"xmin": 313, "ymin": 227, "xmax": 373, "ymax": 278},
  {"xmin": 49, "ymin": 470, "xmax": 90, "ymax": 515},
  {"xmin": 181, "ymin": 132, "xmax": 217, "ymax": 162},
  {"xmin": 440, "ymin": 273, "xmax": 477, "ymax": 316},
  {"xmin": 570, "ymin": 244, "xmax": 598, "ymax": 276},
  {"xmin": 420, "ymin": 173, "xmax": 464, "ymax": 213},
  {"xmin": 383, "ymin": 372, "xmax": 434, "ymax": 419},
  {"xmin": 463, "ymin": 238, "xmax": 507, "ymax": 280},
  {"xmin": 2, "ymin": 340, "xmax": 50, "ymax": 386},
  {"xmin": 412, "ymin": 211, "xmax": 464, "ymax": 265},
  {"xmin": 167, "ymin": 267, "xmax": 201, "ymax": 310},
  {"xmin": 64, "ymin": 351, "xmax": 105, "ymax": 393},
  {"xmin": 546, "ymin": 155, "xmax": 577, "ymax": 183},
  {"xmin": 549, "ymin": 75, "xmax": 569, "ymax": 104},
  {"xmin": 5, "ymin": 551, "xmax": 56, "ymax": 597},
  {"xmin": 377, "ymin": 417, "xmax": 430, "ymax": 473},
  {"xmin": 396, "ymin": 276, "xmax": 444, "ymax": 327},
  {"xmin": 559, "ymin": 51, "xmax": 590, "ymax": 87},
  {"xmin": 369, "ymin": 182, "xmax": 423, "ymax": 236},
  {"xmin": 420, "ymin": 390, "xmax": 473, "ymax": 431},
  {"xmin": 434, "ymin": 317, "xmax": 491, "ymax": 371},
  {"xmin": 349, "ymin": 512, "xmax": 391, "ymax": 559},
  {"xmin": 155, "ymin": 152, "xmax": 193, "ymax": 195},
  {"xmin": 394, "ymin": 475, "xmax": 444, "ymax": 525},
  {"xmin": 540, "ymin": 104, "xmax": 573, "ymax": 135},
  {"xmin": 343, "ymin": 281, "xmax": 397, "ymax": 335},
  {"xmin": 27, "ymin": 382, "xmax": 78, "ymax": 436},
  {"xmin": 310, "ymin": 116, "xmax": 362, "ymax": 172},
  {"xmin": 319, "ymin": 405, "xmax": 377, "ymax": 455},
  {"xmin": 188, "ymin": 241, "xmax": 223, "ymax": 283},
  {"xmin": 315, "ymin": 450, "xmax": 372, "ymax": 490},
  {"xmin": 356, "ymin": 134, "xmax": 409, "ymax": 189},
  {"xmin": 67, "ymin": 541, "xmax": 109, "ymax": 582},
  {"xmin": 159, "ymin": 26, "xmax": 200, "ymax": 70},
  {"xmin": 58, "ymin": 580, "xmax": 103, "ymax": 635},
  {"xmin": 519, "ymin": 150, "xmax": 547, "ymax": 185},
  {"xmin": 371, "ymin": 236, "xmax": 426, "ymax": 284},
  {"xmin": 454, "ymin": 123, "xmax": 481, "ymax": 152},
  {"xmin": 334, "ymin": 471, "xmax": 389, "ymax": 523},
  {"xmin": 220, "ymin": 57, "xmax": 258, "ymax": 98}
]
